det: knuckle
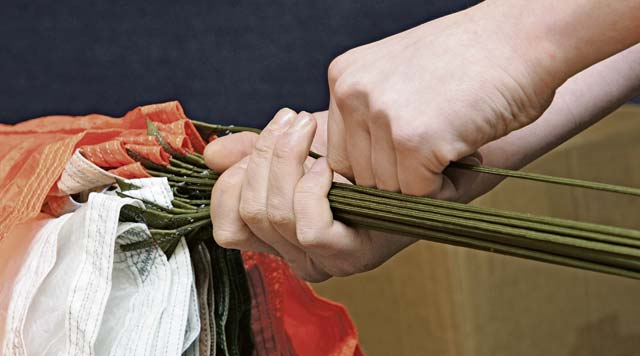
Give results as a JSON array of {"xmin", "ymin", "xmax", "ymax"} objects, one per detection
[
  {"xmin": 328, "ymin": 47, "xmax": 362, "ymax": 82},
  {"xmin": 271, "ymin": 140, "xmax": 295, "ymax": 162},
  {"xmin": 296, "ymin": 227, "xmax": 323, "ymax": 249},
  {"xmin": 266, "ymin": 208, "xmax": 292, "ymax": 228},
  {"xmin": 213, "ymin": 228, "xmax": 243, "ymax": 249},
  {"xmin": 238, "ymin": 200, "xmax": 266, "ymax": 225},
  {"xmin": 367, "ymin": 92, "xmax": 395, "ymax": 118},
  {"xmin": 294, "ymin": 179, "xmax": 316, "ymax": 197},
  {"xmin": 328, "ymin": 54, "xmax": 349, "ymax": 85},
  {"xmin": 333, "ymin": 77, "xmax": 369, "ymax": 112},
  {"xmin": 252, "ymin": 138, "xmax": 274, "ymax": 158},
  {"xmin": 431, "ymin": 147, "xmax": 458, "ymax": 169},
  {"xmin": 392, "ymin": 124, "xmax": 454, "ymax": 165},
  {"xmin": 373, "ymin": 177, "xmax": 397, "ymax": 192},
  {"xmin": 392, "ymin": 125, "xmax": 424, "ymax": 153},
  {"xmin": 211, "ymin": 176, "xmax": 241, "ymax": 214}
]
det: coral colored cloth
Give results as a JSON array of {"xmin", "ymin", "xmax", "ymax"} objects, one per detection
[
  {"xmin": 108, "ymin": 162, "xmax": 152, "ymax": 179},
  {"xmin": 117, "ymin": 129, "xmax": 194, "ymax": 155},
  {"xmin": 81, "ymin": 141, "xmax": 137, "ymax": 168},
  {"xmin": 0, "ymin": 101, "xmax": 363, "ymax": 356},
  {"xmin": 116, "ymin": 134, "xmax": 159, "ymax": 146},
  {"xmin": 154, "ymin": 120, "xmax": 205, "ymax": 153}
]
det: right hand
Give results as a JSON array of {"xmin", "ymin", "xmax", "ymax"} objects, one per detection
[{"xmin": 325, "ymin": 1, "xmax": 563, "ymax": 201}]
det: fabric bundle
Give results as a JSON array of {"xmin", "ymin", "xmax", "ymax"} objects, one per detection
[{"xmin": 0, "ymin": 102, "xmax": 362, "ymax": 356}]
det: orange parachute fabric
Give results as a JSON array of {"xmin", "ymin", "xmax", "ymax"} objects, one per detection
[
  {"xmin": 116, "ymin": 134, "xmax": 159, "ymax": 146},
  {"xmin": 80, "ymin": 140, "xmax": 137, "ymax": 168},
  {"xmin": 108, "ymin": 162, "xmax": 152, "ymax": 179},
  {"xmin": 0, "ymin": 101, "xmax": 363, "ymax": 356}
]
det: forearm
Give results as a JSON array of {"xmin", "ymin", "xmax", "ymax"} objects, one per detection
[
  {"xmin": 465, "ymin": 44, "xmax": 640, "ymax": 201},
  {"xmin": 482, "ymin": 43, "xmax": 640, "ymax": 168},
  {"xmin": 479, "ymin": 0, "xmax": 640, "ymax": 87}
]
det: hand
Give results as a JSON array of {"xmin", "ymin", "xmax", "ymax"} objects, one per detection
[
  {"xmin": 204, "ymin": 109, "xmax": 415, "ymax": 282},
  {"xmin": 325, "ymin": 2, "xmax": 560, "ymax": 200}
]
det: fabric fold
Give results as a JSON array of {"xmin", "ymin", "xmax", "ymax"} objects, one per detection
[{"xmin": 0, "ymin": 101, "xmax": 364, "ymax": 356}]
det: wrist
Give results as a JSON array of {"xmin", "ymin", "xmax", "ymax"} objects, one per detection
[
  {"xmin": 478, "ymin": 0, "xmax": 640, "ymax": 88},
  {"xmin": 469, "ymin": 1, "xmax": 571, "ymax": 90}
]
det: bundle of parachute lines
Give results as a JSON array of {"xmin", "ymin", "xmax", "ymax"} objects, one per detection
[{"xmin": 69, "ymin": 106, "xmax": 640, "ymax": 353}]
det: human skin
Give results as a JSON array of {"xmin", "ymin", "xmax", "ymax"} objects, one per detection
[
  {"xmin": 205, "ymin": 1, "xmax": 640, "ymax": 281},
  {"xmin": 325, "ymin": 0, "xmax": 640, "ymax": 200}
]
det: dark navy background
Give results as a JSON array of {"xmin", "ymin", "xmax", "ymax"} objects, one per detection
[
  {"xmin": 1, "ymin": 1, "xmax": 636, "ymax": 126},
  {"xmin": 1, "ymin": 1, "xmax": 480, "ymax": 125}
]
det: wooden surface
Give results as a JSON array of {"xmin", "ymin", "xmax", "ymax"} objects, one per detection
[{"xmin": 312, "ymin": 105, "xmax": 640, "ymax": 356}]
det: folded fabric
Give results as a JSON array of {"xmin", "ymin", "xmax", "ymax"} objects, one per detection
[
  {"xmin": 1, "ymin": 214, "xmax": 71, "ymax": 355},
  {"xmin": 96, "ymin": 222, "xmax": 172, "ymax": 356},
  {"xmin": 0, "ymin": 101, "xmax": 364, "ymax": 356},
  {"xmin": 0, "ymin": 214, "xmax": 52, "ymax": 350},
  {"xmin": 21, "ymin": 194, "xmax": 142, "ymax": 355}
]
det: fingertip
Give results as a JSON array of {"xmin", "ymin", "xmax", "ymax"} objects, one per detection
[
  {"xmin": 276, "ymin": 107, "xmax": 296, "ymax": 118},
  {"xmin": 282, "ymin": 111, "xmax": 317, "ymax": 136},
  {"xmin": 268, "ymin": 108, "xmax": 297, "ymax": 130},
  {"xmin": 203, "ymin": 140, "xmax": 219, "ymax": 168}
]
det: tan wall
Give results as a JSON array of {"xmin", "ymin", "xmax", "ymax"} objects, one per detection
[{"xmin": 313, "ymin": 105, "xmax": 640, "ymax": 356}]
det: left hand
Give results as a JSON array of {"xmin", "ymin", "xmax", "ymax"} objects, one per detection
[{"xmin": 204, "ymin": 109, "xmax": 415, "ymax": 282}]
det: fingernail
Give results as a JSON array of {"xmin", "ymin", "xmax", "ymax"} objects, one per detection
[
  {"xmin": 272, "ymin": 108, "xmax": 296, "ymax": 129},
  {"xmin": 291, "ymin": 112, "xmax": 313, "ymax": 130}
]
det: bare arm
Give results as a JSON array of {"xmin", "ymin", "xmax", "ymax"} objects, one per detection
[
  {"xmin": 483, "ymin": 0, "xmax": 640, "ymax": 88},
  {"xmin": 464, "ymin": 43, "xmax": 640, "ymax": 201}
]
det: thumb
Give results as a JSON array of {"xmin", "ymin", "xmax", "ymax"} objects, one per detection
[
  {"xmin": 203, "ymin": 131, "xmax": 259, "ymax": 172},
  {"xmin": 434, "ymin": 151, "xmax": 484, "ymax": 202}
]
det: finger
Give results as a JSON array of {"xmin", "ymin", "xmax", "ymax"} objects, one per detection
[
  {"xmin": 210, "ymin": 157, "xmax": 278, "ymax": 254},
  {"xmin": 267, "ymin": 111, "xmax": 317, "ymax": 242},
  {"xmin": 203, "ymin": 131, "xmax": 259, "ymax": 172},
  {"xmin": 295, "ymin": 157, "xmax": 415, "ymax": 278},
  {"xmin": 395, "ymin": 150, "xmax": 444, "ymax": 197},
  {"xmin": 369, "ymin": 116, "xmax": 400, "ymax": 192},
  {"xmin": 310, "ymin": 110, "xmax": 328, "ymax": 156},
  {"xmin": 434, "ymin": 152, "xmax": 484, "ymax": 201},
  {"xmin": 239, "ymin": 108, "xmax": 310, "ymax": 267},
  {"xmin": 293, "ymin": 254, "xmax": 331, "ymax": 283},
  {"xmin": 342, "ymin": 110, "xmax": 376, "ymax": 187},
  {"xmin": 457, "ymin": 147, "xmax": 505, "ymax": 203},
  {"xmin": 327, "ymin": 94, "xmax": 354, "ymax": 180},
  {"xmin": 294, "ymin": 157, "xmax": 369, "ymax": 256}
]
